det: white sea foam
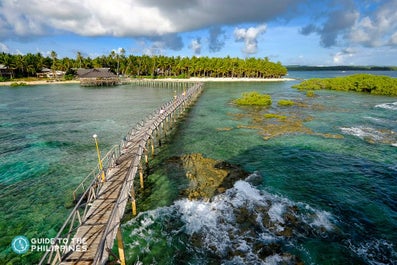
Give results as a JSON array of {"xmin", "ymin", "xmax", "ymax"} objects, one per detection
[
  {"xmin": 364, "ymin": 116, "xmax": 396, "ymax": 125},
  {"xmin": 311, "ymin": 211, "xmax": 334, "ymax": 231},
  {"xmin": 268, "ymin": 203, "xmax": 285, "ymax": 224},
  {"xmin": 232, "ymin": 180, "xmax": 267, "ymax": 207},
  {"xmin": 340, "ymin": 126, "xmax": 383, "ymax": 141},
  {"xmin": 124, "ymin": 175, "xmax": 337, "ymax": 264},
  {"xmin": 265, "ymin": 254, "xmax": 287, "ymax": 265},
  {"xmin": 340, "ymin": 126, "xmax": 397, "ymax": 144},
  {"xmin": 375, "ymin": 102, "xmax": 397, "ymax": 110},
  {"xmin": 174, "ymin": 199, "xmax": 218, "ymax": 234},
  {"xmin": 348, "ymin": 239, "xmax": 397, "ymax": 265}
]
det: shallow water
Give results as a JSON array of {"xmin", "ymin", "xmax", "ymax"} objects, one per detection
[
  {"xmin": 124, "ymin": 76, "xmax": 397, "ymax": 264},
  {"xmin": 0, "ymin": 84, "xmax": 177, "ymax": 263},
  {"xmin": 1, "ymin": 72, "xmax": 397, "ymax": 264}
]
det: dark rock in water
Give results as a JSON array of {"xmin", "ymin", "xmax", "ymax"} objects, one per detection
[
  {"xmin": 245, "ymin": 171, "xmax": 263, "ymax": 186},
  {"xmin": 214, "ymin": 160, "xmax": 250, "ymax": 190},
  {"xmin": 164, "ymin": 153, "xmax": 313, "ymax": 264},
  {"xmin": 167, "ymin": 153, "xmax": 249, "ymax": 200}
]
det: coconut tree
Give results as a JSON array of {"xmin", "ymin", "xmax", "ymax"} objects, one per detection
[
  {"xmin": 76, "ymin": 51, "xmax": 83, "ymax": 68},
  {"xmin": 50, "ymin": 50, "xmax": 57, "ymax": 79},
  {"xmin": 14, "ymin": 55, "xmax": 27, "ymax": 77}
]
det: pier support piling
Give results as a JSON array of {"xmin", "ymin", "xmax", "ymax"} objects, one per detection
[
  {"xmin": 139, "ymin": 164, "xmax": 144, "ymax": 189},
  {"xmin": 116, "ymin": 226, "xmax": 126, "ymax": 265}
]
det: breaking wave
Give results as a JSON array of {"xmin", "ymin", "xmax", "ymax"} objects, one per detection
[
  {"xmin": 340, "ymin": 126, "xmax": 396, "ymax": 145},
  {"xmin": 124, "ymin": 174, "xmax": 336, "ymax": 264},
  {"xmin": 375, "ymin": 102, "xmax": 397, "ymax": 110}
]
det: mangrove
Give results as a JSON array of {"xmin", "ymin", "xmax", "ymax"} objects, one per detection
[
  {"xmin": 234, "ymin": 91, "xmax": 272, "ymax": 106},
  {"xmin": 293, "ymin": 74, "xmax": 397, "ymax": 96}
]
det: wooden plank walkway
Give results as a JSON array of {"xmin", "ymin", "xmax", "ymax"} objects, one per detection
[{"xmin": 39, "ymin": 83, "xmax": 203, "ymax": 265}]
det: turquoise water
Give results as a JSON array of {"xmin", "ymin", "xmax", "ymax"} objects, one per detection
[
  {"xmin": 1, "ymin": 73, "xmax": 397, "ymax": 264},
  {"xmin": 0, "ymin": 84, "xmax": 177, "ymax": 264}
]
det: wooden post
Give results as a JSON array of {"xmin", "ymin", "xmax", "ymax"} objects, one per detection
[
  {"xmin": 131, "ymin": 185, "xmax": 137, "ymax": 216},
  {"xmin": 139, "ymin": 163, "xmax": 144, "ymax": 189},
  {"xmin": 116, "ymin": 226, "xmax": 126, "ymax": 265},
  {"xmin": 151, "ymin": 137, "xmax": 155, "ymax": 157},
  {"xmin": 144, "ymin": 148, "xmax": 149, "ymax": 165}
]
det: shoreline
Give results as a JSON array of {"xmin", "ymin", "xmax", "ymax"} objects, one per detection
[
  {"xmin": 0, "ymin": 80, "xmax": 80, "ymax": 86},
  {"xmin": 0, "ymin": 77, "xmax": 295, "ymax": 86}
]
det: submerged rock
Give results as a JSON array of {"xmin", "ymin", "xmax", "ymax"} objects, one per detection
[
  {"xmin": 168, "ymin": 153, "xmax": 249, "ymax": 200},
  {"xmin": 231, "ymin": 96, "xmax": 343, "ymax": 141}
]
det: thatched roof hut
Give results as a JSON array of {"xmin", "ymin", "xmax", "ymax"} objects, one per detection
[
  {"xmin": 0, "ymin": 64, "xmax": 15, "ymax": 78},
  {"xmin": 77, "ymin": 68, "xmax": 119, "ymax": 86}
]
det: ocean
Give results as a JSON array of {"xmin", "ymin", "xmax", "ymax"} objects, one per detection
[{"xmin": 0, "ymin": 71, "xmax": 396, "ymax": 264}]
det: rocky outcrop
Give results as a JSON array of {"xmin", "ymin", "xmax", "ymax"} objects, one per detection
[{"xmin": 168, "ymin": 153, "xmax": 249, "ymax": 200}]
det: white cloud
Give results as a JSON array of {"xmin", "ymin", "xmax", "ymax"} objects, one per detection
[
  {"xmin": 390, "ymin": 32, "xmax": 397, "ymax": 45},
  {"xmin": 348, "ymin": 0, "xmax": 397, "ymax": 47},
  {"xmin": 0, "ymin": 42, "xmax": 9, "ymax": 53},
  {"xmin": 189, "ymin": 38, "xmax": 201, "ymax": 55},
  {"xmin": 0, "ymin": 0, "xmax": 298, "ymax": 38},
  {"xmin": 298, "ymin": 0, "xmax": 397, "ymax": 49},
  {"xmin": 234, "ymin": 24, "xmax": 267, "ymax": 54},
  {"xmin": 333, "ymin": 47, "xmax": 355, "ymax": 64}
]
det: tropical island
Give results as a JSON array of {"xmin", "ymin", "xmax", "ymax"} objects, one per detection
[
  {"xmin": 293, "ymin": 74, "xmax": 397, "ymax": 96},
  {"xmin": 287, "ymin": 65, "xmax": 397, "ymax": 71},
  {"xmin": 0, "ymin": 51, "xmax": 287, "ymax": 84}
]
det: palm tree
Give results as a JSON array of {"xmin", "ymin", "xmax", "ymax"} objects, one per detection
[
  {"xmin": 50, "ymin": 50, "xmax": 57, "ymax": 79},
  {"xmin": 116, "ymin": 48, "xmax": 125, "ymax": 76},
  {"xmin": 15, "ymin": 55, "xmax": 27, "ymax": 77},
  {"xmin": 76, "ymin": 51, "xmax": 83, "ymax": 68},
  {"xmin": 0, "ymin": 50, "xmax": 287, "ymax": 80}
]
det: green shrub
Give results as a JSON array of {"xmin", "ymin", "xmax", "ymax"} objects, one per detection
[
  {"xmin": 264, "ymin": 113, "xmax": 287, "ymax": 120},
  {"xmin": 293, "ymin": 74, "xmax": 397, "ymax": 96},
  {"xmin": 234, "ymin": 91, "xmax": 272, "ymax": 106},
  {"xmin": 63, "ymin": 74, "xmax": 74, "ymax": 80},
  {"xmin": 277, "ymin": 99, "xmax": 295, "ymax": 106},
  {"xmin": 306, "ymin": 91, "xmax": 315, "ymax": 97},
  {"xmin": 10, "ymin": 82, "xmax": 27, "ymax": 87}
]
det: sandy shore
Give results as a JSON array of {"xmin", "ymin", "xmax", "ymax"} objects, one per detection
[
  {"xmin": 0, "ymin": 77, "xmax": 295, "ymax": 86},
  {"xmin": 0, "ymin": 80, "xmax": 80, "ymax": 86}
]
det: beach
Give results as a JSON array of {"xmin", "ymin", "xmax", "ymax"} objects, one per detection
[
  {"xmin": 0, "ymin": 77, "xmax": 295, "ymax": 86},
  {"xmin": 0, "ymin": 80, "xmax": 80, "ymax": 86}
]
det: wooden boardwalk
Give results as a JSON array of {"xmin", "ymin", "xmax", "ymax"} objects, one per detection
[{"xmin": 39, "ymin": 83, "xmax": 203, "ymax": 265}]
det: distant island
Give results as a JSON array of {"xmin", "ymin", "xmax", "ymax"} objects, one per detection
[
  {"xmin": 293, "ymin": 74, "xmax": 397, "ymax": 96},
  {"xmin": 287, "ymin": 65, "xmax": 397, "ymax": 71}
]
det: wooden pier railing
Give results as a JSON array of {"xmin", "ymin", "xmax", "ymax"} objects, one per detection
[{"xmin": 39, "ymin": 82, "xmax": 203, "ymax": 265}]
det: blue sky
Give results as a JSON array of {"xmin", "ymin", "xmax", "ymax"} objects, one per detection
[{"xmin": 1, "ymin": 0, "xmax": 397, "ymax": 66}]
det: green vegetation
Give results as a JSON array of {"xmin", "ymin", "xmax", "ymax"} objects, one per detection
[
  {"xmin": 10, "ymin": 82, "xmax": 27, "ymax": 87},
  {"xmin": 293, "ymin": 74, "xmax": 397, "ymax": 96},
  {"xmin": 264, "ymin": 113, "xmax": 287, "ymax": 120},
  {"xmin": 306, "ymin": 91, "xmax": 316, "ymax": 97},
  {"xmin": 0, "ymin": 51, "xmax": 287, "ymax": 81},
  {"xmin": 287, "ymin": 65, "xmax": 397, "ymax": 71},
  {"xmin": 234, "ymin": 91, "xmax": 272, "ymax": 106},
  {"xmin": 277, "ymin": 99, "xmax": 295, "ymax": 106}
]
